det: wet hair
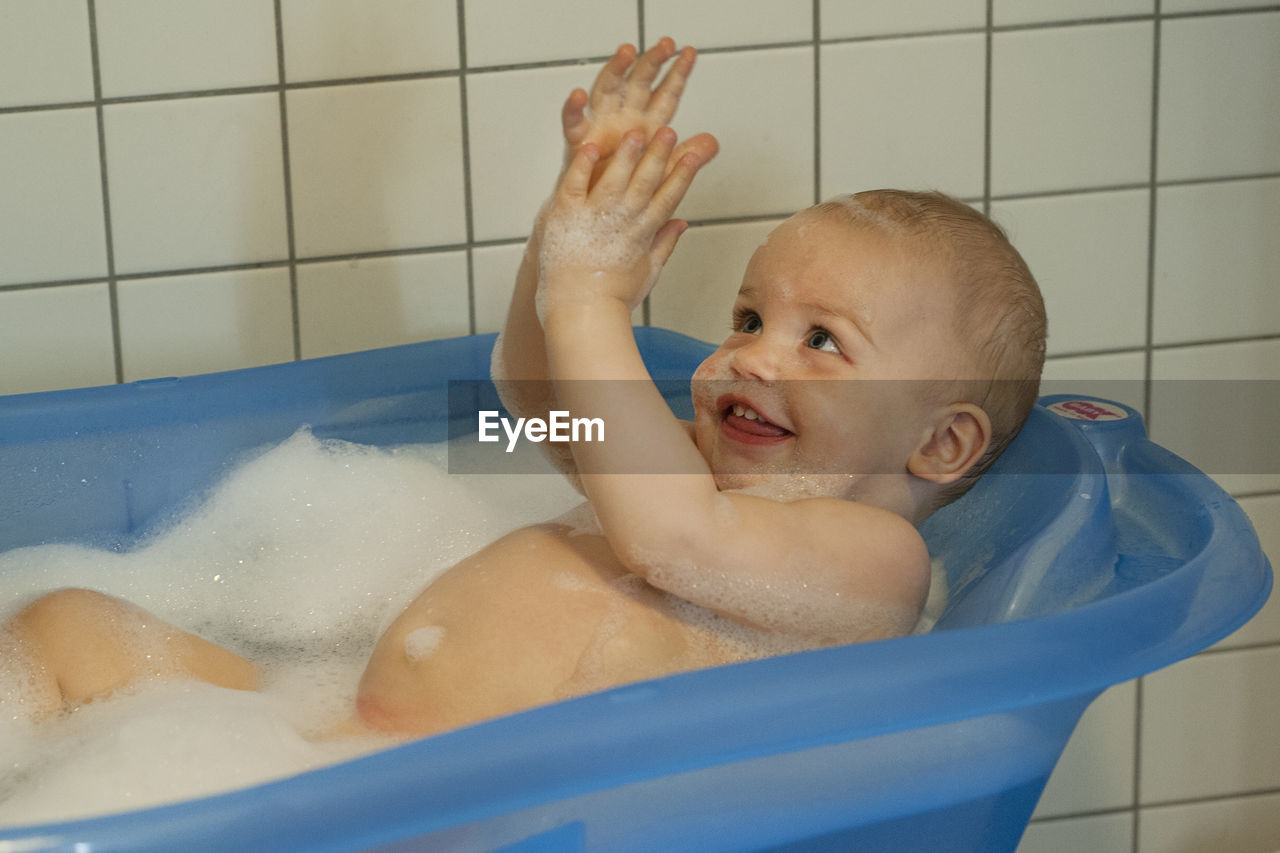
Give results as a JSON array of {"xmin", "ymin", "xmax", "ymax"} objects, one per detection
[{"xmin": 813, "ymin": 190, "xmax": 1047, "ymax": 513}]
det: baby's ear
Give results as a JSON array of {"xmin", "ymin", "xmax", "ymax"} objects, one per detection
[{"xmin": 907, "ymin": 403, "xmax": 991, "ymax": 485}]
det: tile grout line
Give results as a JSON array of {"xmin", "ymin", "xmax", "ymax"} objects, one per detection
[
  {"xmin": 1142, "ymin": 3, "xmax": 1162, "ymax": 441},
  {"xmin": 272, "ymin": 0, "xmax": 302, "ymax": 362},
  {"xmin": 812, "ymin": 0, "xmax": 822, "ymax": 206},
  {"xmin": 639, "ymin": 0, "xmax": 650, "ymax": 328},
  {"xmin": 84, "ymin": 0, "xmax": 123, "ymax": 385},
  {"xmin": 1133, "ymin": 675, "xmax": 1144, "ymax": 851},
  {"xmin": 456, "ymin": 0, "xmax": 477, "ymax": 336},
  {"xmin": 983, "ymin": 0, "xmax": 994, "ymax": 217},
  {"xmin": 1134, "ymin": 8, "xmax": 1163, "ymax": 850}
]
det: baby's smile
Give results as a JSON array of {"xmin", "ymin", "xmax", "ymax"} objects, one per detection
[{"xmin": 717, "ymin": 393, "xmax": 793, "ymax": 447}]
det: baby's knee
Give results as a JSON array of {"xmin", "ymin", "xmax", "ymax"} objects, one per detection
[
  {"xmin": 4, "ymin": 589, "xmax": 126, "ymax": 716},
  {"xmin": 14, "ymin": 587, "xmax": 126, "ymax": 638},
  {"xmin": 12, "ymin": 588, "xmax": 164, "ymax": 706}
]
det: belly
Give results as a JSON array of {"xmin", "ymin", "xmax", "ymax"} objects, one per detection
[{"xmin": 355, "ymin": 517, "xmax": 734, "ymax": 735}]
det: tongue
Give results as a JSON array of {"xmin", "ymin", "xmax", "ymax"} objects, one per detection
[{"xmin": 726, "ymin": 412, "xmax": 790, "ymax": 437}]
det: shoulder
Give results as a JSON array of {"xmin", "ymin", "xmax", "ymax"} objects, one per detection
[{"xmin": 771, "ymin": 495, "xmax": 931, "ymax": 607}]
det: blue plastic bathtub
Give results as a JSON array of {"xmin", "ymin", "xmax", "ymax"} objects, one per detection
[{"xmin": 0, "ymin": 327, "xmax": 1270, "ymax": 852}]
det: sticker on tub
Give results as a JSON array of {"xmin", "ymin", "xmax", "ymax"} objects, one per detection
[{"xmin": 1047, "ymin": 399, "xmax": 1128, "ymax": 421}]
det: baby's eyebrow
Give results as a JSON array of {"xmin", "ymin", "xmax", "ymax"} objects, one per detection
[{"xmin": 809, "ymin": 299, "xmax": 876, "ymax": 349}]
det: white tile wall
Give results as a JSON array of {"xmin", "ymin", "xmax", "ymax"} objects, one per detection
[
  {"xmin": 95, "ymin": 0, "xmax": 279, "ymax": 97},
  {"xmin": 1139, "ymin": 790, "xmax": 1280, "ymax": 853},
  {"xmin": 297, "ymin": 251, "xmax": 470, "ymax": 358},
  {"xmin": 993, "ymin": 0, "xmax": 1153, "ymax": 27},
  {"xmin": 670, "ymin": 47, "xmax": 815, "ymax": 219},
  {"xmin": 286, "ymin": 79, "xmax": 467, "ymax": 256},
  {"xmin": 0, "ymin": 108, "xmax": 107, "ymax": 286},
  {"xmin": 0, "ymin": 283, "xmax": 115, "ymax": 395},
  {"xmin": 1, "ymin": 6, "xmax": 1277, "ymax": 850},
  {"xmin": 103, "ymin": 93, "xmax": 289, "ymax": 273},
  {"xmin": 463, "ymin": 0, "xmax": 636, "ymax": 67},
  {"xmin": 466, "ymin": 65, "xmax": 589, "ymax": 242},
  {"xmin": 1152, "ymin": 178, "xmax": 1280, "ymax": 345},
  {"xmin": 820, "ymin": 0, "xmax": 986, "ymax": 38},
  {"xmin": 117, "ymin": 267, "xmax": 294, "ymax": 380},
  {"xmin": 1150, "ymin": 338, "xmax": 1280, "ymax": 497},
  {"xmin": 0, "ymin": 0, "xmax": 94, "ymax": 108},
  {"xmin": 1158, "ymin": 12, "xmax": 1280, "ymax": 182},
  {"xmin": 991, "ymin": 190, "xmax": 1149, "ymax": 356},
  {"xmin": 1141, "ymin": 645, "xmax": 1280, "ymax": 802},
  {"xmin": 279, "ymin": 0, "xmax": 460, "ymax": 82},
  {"xmin": 991, "ymin": 22, "xmax": 1153, "ymax": 196},
  {"xmin": 820, "ymin": 34, "xmax": 986, "ymax": 199},
  {"xmin": 645, "ymin": 0, "xmax": 812, "ymax": 48}
]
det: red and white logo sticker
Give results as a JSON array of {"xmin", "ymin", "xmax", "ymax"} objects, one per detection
[{"xmin": 1048, "ymin": 399, "xmax": 1128, "ymax": 421}]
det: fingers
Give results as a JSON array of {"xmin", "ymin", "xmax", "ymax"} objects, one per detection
[
  {"xmin": 623, "ymin": 37, "xmax": 677, "ymax": 109},
  {"xmin": 667, "ymin": 132, "xmax": 719, "ymax": 179},
  {"xmin": 625, "ymin": 126, "xmax": 677, "ymax": 206},
  {"xmin": 647, "ymin": 149, "xmax": 706, "ymax": 225},
  {"xmin": 588, "ymin": 43, "xmax": 637, "ymax": 111},
  {"xmin": 585, "ymin": 38, "xmax": 691, "ymax": 121},
  {"xmin": 649, "ymin": 219, "xmax": 689, "ymax": 271},
  {"xmin": 561, "ymin": 88, "xmax": 589, "ymax": 146},
  {"xmin": 560, "ymin": 143, "xmax": 600, "ymax": 200},
  {"xmin": 648, "ymin": 46, "xmax": 696, "ymax": 124},
  {"xmin": 594, "ymin": 126, "xmax": 705, "ymax": 227},
  {"xmin": 592, "ymin": 129, "xmax": 646, "ymax": 197}
]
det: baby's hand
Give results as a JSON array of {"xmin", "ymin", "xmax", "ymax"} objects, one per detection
[
  {"xmin": 560, "ymin": 38, "xmax": 717, "ymax": 188},
  {"xmin": 537, "ymin": 126, "xmax": 706, "ymax": 319}
]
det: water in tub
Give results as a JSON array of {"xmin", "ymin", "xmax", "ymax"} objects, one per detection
[
  {"xmin": 0, "ymin": 429, "xmax": 948, "ymax": 826},
  {"xmin": 0, "ymin": 429, "xmax": 585, "ymax": 826}
]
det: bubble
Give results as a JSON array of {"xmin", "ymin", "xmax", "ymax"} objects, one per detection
[
  {"xmin": 0, "ymin": 429, "xmax": 582, "ymax": 826},
  {"xmin": 403, "ymin": 626, "xmax": 445, "ymax": 662}
]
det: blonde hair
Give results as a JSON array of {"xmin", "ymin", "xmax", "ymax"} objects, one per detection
[{"xmin": 815, "ymin": 190, "xmax": 1047, "ymax": 510}]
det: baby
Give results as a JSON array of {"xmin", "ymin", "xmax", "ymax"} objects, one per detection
[{"xmin": 2, "ymin": 40, "xmax": 1045, "ymax": 738}]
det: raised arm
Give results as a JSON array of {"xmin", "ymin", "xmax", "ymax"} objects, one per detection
[
  {"xmin": 491, "ymin": 39, "xmax": 717, "ymax": 484},
  {"xmin": 536, "ymin": 133, "xmax": 930, "ymax": 644}
]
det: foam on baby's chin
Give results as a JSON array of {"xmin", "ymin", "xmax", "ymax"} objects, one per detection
[{"xmin": 0, "ymin": 429, "xmax": 581, "ymax": 827}]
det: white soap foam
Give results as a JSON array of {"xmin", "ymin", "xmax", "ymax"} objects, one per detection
[
  {"xmin": 535, "ymin": 207, "xmax": 660, "ymax": 316},
  {"xmin": 0, "ymin": 428, "xmax": 581, "ymax": 827},
  {"xmin": 403, "ymin": 626, "xmax": 445, "ymax": 661}
]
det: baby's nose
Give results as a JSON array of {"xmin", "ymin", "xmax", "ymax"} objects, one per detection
[{"xmin": 730, "ymin": 336, "xmax": 783, "ymax": 382}]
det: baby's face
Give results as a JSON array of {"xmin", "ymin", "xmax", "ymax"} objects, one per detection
[{"xmin": 691, "ymin": 210, "xmax": 964, "ymax": 503}]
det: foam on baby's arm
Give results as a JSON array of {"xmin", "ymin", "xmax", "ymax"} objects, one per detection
[{"xmin": 627, "ymin": 538, "xmax": 922, "ymax": 644}]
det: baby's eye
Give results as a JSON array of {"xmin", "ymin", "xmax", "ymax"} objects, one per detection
[
  {"xmin": 735, "ymin": 311, "xmax": 763, "ymax": 334},
  {"xmin": 806, "ymin": 329, "xmax": 840, "ymax": 353}
]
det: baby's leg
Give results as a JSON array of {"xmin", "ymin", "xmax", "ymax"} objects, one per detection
[{"xmin": 2, "ymin": 588, "xmax": 257, "ymax": 718}]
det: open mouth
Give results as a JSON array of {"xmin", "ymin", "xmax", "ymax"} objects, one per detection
[{"xmin": 718, "ymin": 398, "xmax": 793, "ymax": 446}]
